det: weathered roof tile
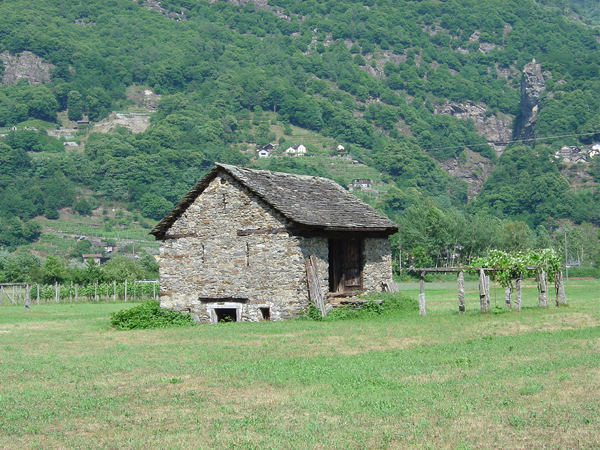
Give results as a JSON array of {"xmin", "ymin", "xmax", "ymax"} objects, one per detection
[{"xmin": 151, "ymin": 163, "xmax": 398, "ymax": 239}]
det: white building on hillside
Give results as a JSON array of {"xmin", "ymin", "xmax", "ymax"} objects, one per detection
[{"xmin": 285, "ymin": 144, "xmax": 307, "ymax": 156}]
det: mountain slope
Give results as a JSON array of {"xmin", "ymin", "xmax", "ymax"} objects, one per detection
[{"xmin": 0, "ymin": 0, "xmax": 599, "ymax": 264}]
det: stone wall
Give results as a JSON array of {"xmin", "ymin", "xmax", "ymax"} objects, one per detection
[
  {"xmin": 160, "ymin": 172, "xmax": 312, "ymax": 323},
  {"xmin": 158, "ymin": 171, "xmax": 394, "ymax": 323},
  {"xmin": 362, "ymin": 237, "xmax": 393, "ymax": 291}
]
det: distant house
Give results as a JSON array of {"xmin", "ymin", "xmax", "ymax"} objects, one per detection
[
  {"xmin": 151, "ymin": 163, "xmax": 397, "ymax": 324},
  {"xmin": 337, "ymin": 144, "xmax": 346, "ymax": 153},
  {"xmin": 257, "ymin": 149, "xmax": 271, "ymax": 158},
  {"xmin": 258, "ymin": 143, "xmax": 276, "ymax": 151},
  {"xmin": 555, "ymin": 146, "xmax": 596, "ymax": 163},
  {"xmin": 104, "ymin": 245, "xmax": 115, "ymax": 254},
  {"xmin": 285, "ymin": 144, "xmax": 307, "ymax": 156},
  {"xmin": 82, "ymin": 254, "xmax": 103, "ymax": 265},
  {"xmin": 63, "ymin": 141, "xmax": 78, "ymax": 147},
  {"xmin": 76, "ymin": 119, "xmax": 90, "ymax": 127},
  {"xmin": 352, "ymin": 179, "xmax": 373, "ymax": 189}
]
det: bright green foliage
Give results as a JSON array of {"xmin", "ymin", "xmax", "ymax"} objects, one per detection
[
  {"xmin": 110, "ymin": 301, "xmax": 195, "ymax": 330},
  {"xmin": 67, "ymin": 90, "xmax": 84, "ymax": 121},
  {"xmin": 308, "ymin": 294, "xmax": 417, "ymax": 321},
  {"xmin": 100, "ymin": 256, "xmax": 148, "ymax": 283},
  {"xmin": 41, "ymin": 255, "xmax": 67, "ymax": 284},
  {"xmin": 471, "ymin": 248, "xmax": 562, "ymax": 286},
  {"xmin": 473, "ymin": 146, "xmax": 572, "ymax": 226},
  {"xmin": 0, "ymin": 251, "xmax": 40, "ymax": 282}
]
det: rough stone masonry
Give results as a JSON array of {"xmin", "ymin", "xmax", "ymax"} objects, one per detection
[{"xmin": 152, "ymin": 164, "xmax": 397, "ymax": 324}]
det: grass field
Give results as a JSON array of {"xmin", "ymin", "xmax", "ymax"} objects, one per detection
[{"xmin": 0, "ymin": 280, "xmax": 599, "ymax": 448}]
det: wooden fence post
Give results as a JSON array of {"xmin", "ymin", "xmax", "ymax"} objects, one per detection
[
  {"xmin": 479, "ymin": 269, "xmax": 489, "ymax": 312},
  {"xmin": 555, "ymin": 270, "xmax": 567, "ymax": 306},
  {"xmin": 113, "ymin": 280, "xmax": 117, "ymax": 302},
  {"xmin": 514, "ymin": 276, "xmax": 522, "ymax": 311},
  {"xmin": 25, "ymin": 284, "xmax": 30, "ymax": 311},
  {"xmin": 153, "ymin": 281, "xmax": 156, "ymax": 300},
  {"xmin": 12, "ymin": 285, "xmax": 16, "ymax": 304},
  {"xmin": 75, "ymin": 284, "xmax": 79, "ymax": 302},
  {"xmin": 124, "ymin": 280, "xmax": 128, "ymax": 302},
  {"xmin": 69, "ymin": 281, "xmax": 73, "ymax": 302},
  {"xmin": 418, "ymin": 271, "xmax": 426, "ymax": 316},
  {"xmin": 457, "ymin": 270, "xmax": 465, "ymax": 313},
  {"xmin": 504, "ymin": 285, "xmax": 512, "ymax": 309},
  {"xmin": 537, "ymin": 268, "xmax": 548, "ymax": 307},
  {"xmin": 55, "ymin": 282, "xmax": 59, "ymax": 303},
  {"xmin": 36, "ymin": 284, "xmax": 39, "ymax": 305},
  {"xmin": 94, "ymin": 281, "xmax": 98, "ymax": 301}
]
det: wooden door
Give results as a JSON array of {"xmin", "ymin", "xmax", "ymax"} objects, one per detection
[{"xmin": 329, "ymin": 238, "xmax": 363, "ymax": 293}]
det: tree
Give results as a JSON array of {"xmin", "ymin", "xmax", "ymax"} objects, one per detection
[
  {"xmin": 42, "ymin": 255, "xmax": 67, "ymax": 284},
  {"xmin": 70, "ymin": 238, "xmax": 92, "ymax": 258},
  {"xmin": 67, "ymin": 90, "xmax": 84, "ymax": 121},
  {"xmin": 499, "ymin": 220, "xmax": 534, "ymax": 252},
  {"xmin": 73, "ymin": 198, "xmax": 93, "ymax": 216},
  {"xmin": 101, "ymin": 256, "xmax": 146, "ymax": 282},
  {"xmin": 138, "ymin": 193, "xmax": 172, "ymax": 220}
]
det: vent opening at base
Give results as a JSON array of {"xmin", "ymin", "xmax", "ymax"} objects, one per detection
[
  {"xmin": 215, "ymin": 308, "xmax": 238, "ymax": 322},
  {"xmin": 259, "ymin": 307, "xmax": 271, "ymax": 321}
]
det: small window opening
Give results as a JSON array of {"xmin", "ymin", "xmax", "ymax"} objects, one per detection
[
  {"xmin": 215, "ymin": 308, "xmax": 237, "ymax": 322},
  {"xmin": 260, "ymin": 307, "xmax": 271, "ymax": 321},
  {"xmin": 246, "ymin": 242, "xmax": 250, "ymax": 267},
  {"xmin": 222, "ymin": 193, "xmax": 227, "ymax": 210}
]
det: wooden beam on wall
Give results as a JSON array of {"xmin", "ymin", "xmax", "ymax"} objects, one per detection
[{"xmin": 305, "ymin": 255, "xmax": 326, "ymax": 317}]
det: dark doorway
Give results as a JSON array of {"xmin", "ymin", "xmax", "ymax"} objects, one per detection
[
  {"xmin": 328, "ymin": 238, "xmax": 364, "ymax": 294},
  {"xmin": 259, "ymin": 307, "xmax": 271, "ymax": 321},
  {"xmin": 215, "ymin": 308, "xmax": 238, "ymax": 322}
]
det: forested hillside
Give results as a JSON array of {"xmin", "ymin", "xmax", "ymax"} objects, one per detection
[{"xmin": 0, "ymin": 0, "xmax": 599, "ymax": 275}]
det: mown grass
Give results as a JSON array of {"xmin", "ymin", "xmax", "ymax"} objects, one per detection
[{"xmin": 0, "ymin": 280, "xmax": 598, "ymax": 448}]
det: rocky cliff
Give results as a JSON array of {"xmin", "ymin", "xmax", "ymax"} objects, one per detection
[
  {"xmin": 434, "ymin": 101, "xmax": 514, "ymax": 156},
  {"xmin": 516, "ymin": 58, "xmax": 547, "ymax": 139},
  {"xmin": 0, "ymin": 51, "xmax": 54, "ymax": 85},
  {"xmin": 438, "ymin": 149, "xmax": 492, "ymax": 200}
]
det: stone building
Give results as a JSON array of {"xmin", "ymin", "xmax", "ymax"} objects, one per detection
[{"xmin": 150, "ymin": 163, "xmax": 397, "ymax": 323}]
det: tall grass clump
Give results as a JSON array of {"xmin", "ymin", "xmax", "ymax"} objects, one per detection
[
  {"xmin": 307, "ymin": 293, "xmax": 417, "ymax": 321},
  {"xmin": 110, "ymin": 301, "xmax": 195, "ymax": 329}
]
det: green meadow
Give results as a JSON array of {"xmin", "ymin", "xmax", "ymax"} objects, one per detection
[{"xmin": 0, "ymin": 280, "xmax": 599, "ymax": 448}]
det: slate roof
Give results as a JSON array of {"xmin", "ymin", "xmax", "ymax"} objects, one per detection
[{"xmin": 150, "ymin": 163, "xmax": 398, "ymax": 239}]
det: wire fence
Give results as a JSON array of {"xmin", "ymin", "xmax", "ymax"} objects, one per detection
[{"xmin": 0, "ymin": 280, "xmax": 159, "ymax": 306}]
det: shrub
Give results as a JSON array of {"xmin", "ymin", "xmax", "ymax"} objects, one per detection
[
  {"xmin": 305, "ymin": 294, "xmax": 417, "ymax": 321},
  {"xmin": 110, "ymin": 301, "xmax": 195, "ymax": 330},
  {"xmin": 326, "ymin": 300, "xmax": 383, "ymax": 321}
]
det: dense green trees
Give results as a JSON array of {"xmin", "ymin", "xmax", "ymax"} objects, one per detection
[
  {"xmin": 0, "ymin": 251, "xmax": 158, "ymax": 284},
  {"xmin": 0, "ymin": 0, "xmax": 599, "ymax": 266},
  {"xmin": 473, "ymin": 145, "xmax": 571, "ymax": 225}
]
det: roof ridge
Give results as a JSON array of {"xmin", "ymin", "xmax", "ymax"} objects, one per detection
[
  {"xmin": 216, "ymin": 162, "xmax": 328, "ymax": 183},
  {"xmin": 151, "ymin": 163, "xmax": 398, "ymax": 239}
]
